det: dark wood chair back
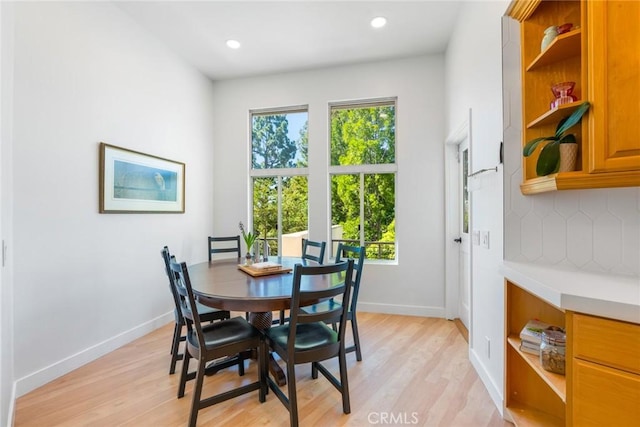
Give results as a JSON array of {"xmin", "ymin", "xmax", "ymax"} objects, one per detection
[
  {"xmin": 162, "ymin": 246, "xmax": 231, "ymax": 375},
  {"xmin": 335, "ymin": 243, "xmax": 365, "ymax": 313},
  {"xmin": 301, "ymin": 238, "xmax": 326, "ymax": 264},
  {"xmin": 208, "ymin": 235, "xmax": 241, "ymax": 261}
]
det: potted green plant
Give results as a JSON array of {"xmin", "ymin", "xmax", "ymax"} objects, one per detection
[
  {"xmin": 239, "ymin": 221, "xmax": 258, "ymax": 264},
  {"xmin": 523, "ymin": 102, "xmax": 590, "ymax": 176}
]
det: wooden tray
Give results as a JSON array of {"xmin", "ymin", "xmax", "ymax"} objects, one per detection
[{"xmin": 238, "ymin": 264, "xmax": 292, "ymax": 277}]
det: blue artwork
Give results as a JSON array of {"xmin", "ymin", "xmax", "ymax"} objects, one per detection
[{"xmin": 113, "ymin": 160, "xmax": 178, "ymax": 202}]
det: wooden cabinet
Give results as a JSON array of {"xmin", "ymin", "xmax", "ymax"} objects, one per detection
[
  {"xmin": 505, "ymin": 280, "xmax": 566, "ymax": 426},
  {"xmin": 505, "ymin": 280, "xmax": 640, "ymax": 426},
  {"xmin": 567, "ymin": 312, "xmax": 640, "ymax": 426},
  {"xmin": 507, "ymin": 0, "xmax": 640, "ymax": 194},
  {"xmin": 586, "ymin": 0, "xmax": 640, "ymax": 173}
]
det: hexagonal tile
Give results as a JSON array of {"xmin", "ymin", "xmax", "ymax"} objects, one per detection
[
  {"xmin": 533, "ymin": 192, "xmax": 555, "ymax": 217},
  {"xmin": 505, "ymin": 211, "xmax": 522, "ymax": 260},
  {"xmin": 554, "ymin": 191, "xmax": 580, "ymax": 218},
  {"xmin": 607, "ymin": 187, "xmax": 640, "ymax": 220},
  {"xmin": 503, "ymin": 128, "xmax": 522, "ymax": 176},
  {"xmin": 580, "ymin": 260, "xmax": 608, "ymax": 274},
  {"xmin": 621, "ymin": 219, "xmax": 640, "ymax": 275},
  {"xmin": 521, "ymin": 211, "xmax": 543, "ymax": 261},
  {"xmin": 593, "ymin": 212, "xmax": 622, "ymax": 271},
  {"xmin": 580, "ymin": 189, "xmax": 608, "ymax": 219},
  {"xmin": 567, "ymin": 212, "xmax": 593, "ymax": 267},
  {"xmin": 542, "ymin": 211, "xmax": 567, "ymax": 264},
  {"xmin": 511, "ymin": 171, "xmax": 532, "ymax": 217}
]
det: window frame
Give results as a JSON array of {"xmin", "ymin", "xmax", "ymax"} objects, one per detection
[
  {"xmin": 328, "ymin": 97, "xmax": 398, "ymax": 262},
  {"xmin": 248, "ymin": 106, "xmax": 309, "ymax": 254}
]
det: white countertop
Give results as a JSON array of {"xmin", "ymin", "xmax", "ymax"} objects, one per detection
[{"xmin": 501, "ymin": 261, "xmax": 640, "ymax": 324}]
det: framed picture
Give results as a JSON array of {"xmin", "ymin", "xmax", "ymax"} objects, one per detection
[{"xmin": 99, "ymin": 142, "xmax": 185, "ymax": 213}]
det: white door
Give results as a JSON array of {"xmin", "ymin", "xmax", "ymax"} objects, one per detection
[
  {"xmin": 457, "ymin": 140, "xmax": 471, "ymax": 330},
  {"xmin": 444, "ymin": 111, "xmax": 472, "ymax": 332}
]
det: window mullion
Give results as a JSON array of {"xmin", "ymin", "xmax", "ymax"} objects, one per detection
[
  {"xmin": 360, "ymin": 173, "xmax": 365, "ymax": 246},
  {"xmin": 277, "ymin": 176, "xmax": 283, "ymax": 251}
]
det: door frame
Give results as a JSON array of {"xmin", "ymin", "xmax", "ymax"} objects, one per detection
[{"xmin": 444, "ymin": 109, "xmax": 472, "ymax": 322}]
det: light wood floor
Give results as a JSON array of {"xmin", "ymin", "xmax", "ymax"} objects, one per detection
[{"xmin": 14, "ymin": 313, "xmax": 511, "ymax": 426}]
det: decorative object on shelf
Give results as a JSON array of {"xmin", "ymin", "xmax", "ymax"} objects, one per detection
[
  {"xmin": 557, "ymin": 22, "xmax": 573, "ymax": 34},
  {"xmin": 523, "ymin": 102, "xmax": 591, "ymax": 176},
  {"xmin": 239, "ymin": 221, "xmax": 258, "ymax": 265},
  {"xmin": 558, "ymin": 143, "xmax": 579, "ymax": 172},
  {"xmin": 541, "ymin": 25, "xmax": 558, "ymax": 52},
  {"xmin": 550, "ymin": 81, "xmax": 577, "ymax": 109},
  {"xmin": 519, "ymin": 318, "xmax": 551, "ymax": 353},
  {"xmin": 540, "ymin": 328, "xmax": 566, "ymax": 375}
]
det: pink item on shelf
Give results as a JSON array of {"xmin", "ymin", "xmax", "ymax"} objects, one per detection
[{"xmin": 557, "ymin": 23, "xmax": 573, "ymax": 34}]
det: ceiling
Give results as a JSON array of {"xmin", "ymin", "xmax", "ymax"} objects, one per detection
[{"xmin": 116, "ymin": 1, "xmax": 463, "ymax": 81}]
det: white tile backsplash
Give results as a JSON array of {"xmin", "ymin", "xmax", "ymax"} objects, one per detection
[
  {"xmin": 505, "ymin": 183, "xmax": 638, "ymax": 275},
  {"xmin": 542, "ymin": 211, "xmax": 566, "ymax": 263},
  {"xmin": 593, "ymin": 213, "xmax": 623, "ymax": 270}
]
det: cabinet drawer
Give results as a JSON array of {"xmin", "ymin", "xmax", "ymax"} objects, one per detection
[
  {"xmin": 571, "ymin": 313, "xmax": 640, "ymax": 374},
  {"xmin": 572, "ymin": 359, "xmax": 640, "ymax": 426}
]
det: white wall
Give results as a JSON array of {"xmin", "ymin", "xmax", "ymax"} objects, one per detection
[
  {"xmin": 211, "ymin": 56, "xmax": 448, "ymax": 316},
  {"xmin": 445, "ymin": 0, "xmax": 510, "ymax": 413},
  {"xmin": 1, "ymin": 2, "xmax": 16, "ymax": 424},
  {"xmin": 9, "ymin": 2, "xmax": 217, "ymax": 397}
]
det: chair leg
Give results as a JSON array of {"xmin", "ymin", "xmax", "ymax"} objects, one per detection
[
  {"xmin": 311, "ymin": 361, "xmax": 318, "ymax": 379},
  {"xmin": 338, "ymin": 349, "xmax": 351, "ymax": 414},
  {"xmin": 178, "ymin": 349, "xmax": 191, "ymax": 399},
  {"xmin": 350, "ymin": 315, "xmax": 363, "ymax": 362},
  {"xmin": 238, "ymin": 352, "xmax": 245, "ymax": 376},
  {"xmin": 170, "ymin": 322, "xmax": 180, "ymax": 354},
  {"xmin": 259, "ymin": 341, "xmax": 267, "ymax": 402},
  {"xmin": 188, "ymin": 358, "xmax": 207, "ymax": 427},
  {"xmin": 169, "ymin": 322, "xmax": 183, "ymax": 374},
  {"xmin": 286, "ymin": 363, "xmax": 299, "ymax": 427}
]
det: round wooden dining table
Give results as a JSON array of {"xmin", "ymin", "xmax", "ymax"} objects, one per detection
[{"xmin": 187, "ymin": 256, "xmax": 327, "ymax": 385}]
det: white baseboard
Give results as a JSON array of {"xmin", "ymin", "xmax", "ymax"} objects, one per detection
[
  {"xmin": 358, "ymin": 302, "xmax": 445, "ymax": 318},
  {"xmin": 469, "ymin": 347, "xmax": 504, "ymax": 417},
  {"xmin": 14, "ymin": 311, "xmax": 173, "ymax": 398}
]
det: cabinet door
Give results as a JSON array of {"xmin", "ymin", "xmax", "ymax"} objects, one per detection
[
  {"xmin": 587, "ymin": 0, "xmax": 640, "ymax": 172},
  {"xmin": 572, "ymin": 359, "xmax": 640, "ymax": 426}
]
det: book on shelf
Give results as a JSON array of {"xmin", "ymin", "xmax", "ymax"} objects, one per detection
[
  {"xmin": 519, "ymin": 340, "xmax": 540, "ymax": 355},
  {"xmin": 519, "ymin": 318, "xmax": 551, "ymax": 345}
]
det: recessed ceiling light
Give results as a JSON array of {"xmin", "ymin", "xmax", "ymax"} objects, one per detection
[
  {"xmin": 226, "ymin": 39, "xmax": 241, "ymax": 49},
  {"xmin": 370, "ymin": 17, "xmax": 387, "ymax": 29}
]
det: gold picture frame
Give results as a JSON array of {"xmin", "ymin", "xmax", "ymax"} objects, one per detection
[{"xmin": 99, "ymin": 142, "xmax": 185, "ymax": 213}]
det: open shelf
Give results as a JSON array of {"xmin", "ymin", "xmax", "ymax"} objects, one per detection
[
  {"xmin": 507, "ymin": 336, "xmax": 566, "ymax": 401},
  {"xmin": 506, "ymin": 280, "xmax": 566, "ymax": 425},
  {"xmin": 526, "ymin": 101, "xmax": 583, "ymax": 129},
  {"xmin": 526, "ymin": 29, "xmax": 582, "ymax": 71},
  {"xmin": 507, "ymin": 401, "xmax": 565, "ymax": 427}
]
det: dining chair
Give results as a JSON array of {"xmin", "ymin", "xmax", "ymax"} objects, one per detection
[
  {"xmin": 301, "ymin": 238, "xmax": 326, "ymax": 264},
  {"xmin": 264, "ymin": 259, "xmax": 354, "ymax": 427},
  {"xmin": 161, "ymin": 247, "xmax": 231, "ymax": 375},
  {"xmin": 208, "ymin": 235, "xmax": 241, "ymax": 261},
  {"xmin": 304, "ymin": 243, "xmax": 366, "ymax": 361},
  {"xmin": 274, "ymin": 238, "xmax": 328, "ymax": 325},
  {"xmin": 170, "ymin": 260, "xmax": 267, "ymax": 427}
]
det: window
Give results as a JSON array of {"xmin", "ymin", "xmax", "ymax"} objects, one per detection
[
  {"xmin": 330, "ymin": 99, "xmax": 397, "ymax": 260},
  {"xmin": 250, "ymin": 107, "xmax": 308, "ymax": 256}
]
